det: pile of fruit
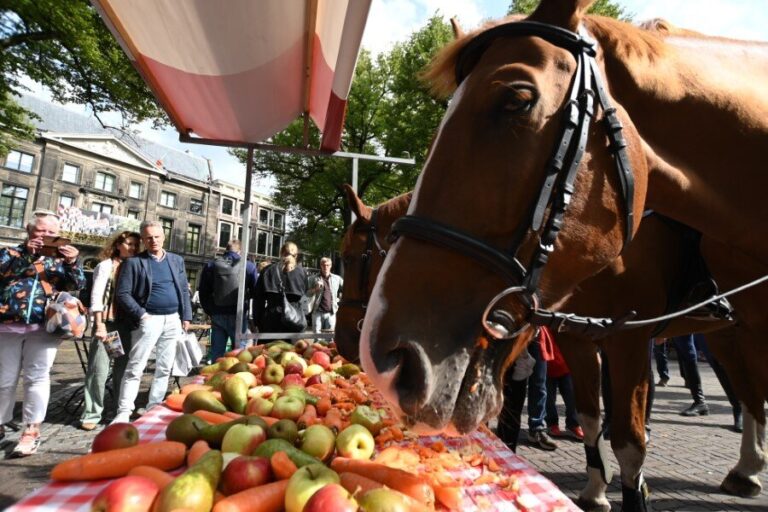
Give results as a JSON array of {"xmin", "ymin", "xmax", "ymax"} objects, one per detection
[{"xmin": 50, "ymin": 340, "xmax": 468, "ymax": 512}]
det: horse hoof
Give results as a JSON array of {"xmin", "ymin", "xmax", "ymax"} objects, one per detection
[
  {"xmin": 620, "ymin": 481, "xmax": 653, "ymax": 512},
  {"xmin": 720, "ymin": 471, "xmax": 762, "ymax": 498},
  {"xmin": 575, "ymin": 497, "xmax": 611, "ymax": 512}
]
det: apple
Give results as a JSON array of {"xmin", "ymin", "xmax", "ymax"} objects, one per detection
[
  {"xmin": 303, "ymin": 483, "xmax": 358, "ymax": 512},
  {"xmin": 219, "ymin": 455, "xmax": 272, "ymax": 495},
  {"xmin": 300, "ymin": 424, "xmax": 336, "ymax": 461},
  {"xmin": 303, "ymin": 364, "xmax": 325, "ymax": 378},
  {"xmin": 285, "ymin": 463, "xmax": 340, "ymax": 512},
  {"xmin": 262, "ymin": 363, "xmax": 285, "ymax": 384},
  {"xmin": 247, "ymin": 385, "xmax": 275, "ymax": 400},
  {"xmin": 252, "ymin": 354, "xmax": 267, "ymax": 369},
  {"xmin": 237, "ymin": 349, "xmax": 254, "ymax": 363},
  {"xmin": 281, "ymin": 373, "xmax": 305, "ymax": 388},
  {"xmin": 233, "ymin": 371, "xmax": 257, "ymax": 387},
  {"xmin": 294, "ymin": 339, "xmax": 309, "ymax": 353},
  {"xmin": 280, "ymin": 351, "xmax": 304, "ymax": 366},
  {"xmin": 336, "ymin": 424, "xmax": 375, "ymax": 460},
  {"xmin": 221, "ymin": 423, "xmax": 267, "ymax": 455},
  {"xmin": 217, "ymin": 356, "xmax": 240, "ymax": 371},
  {"xmin": 246, "ymin": 397, "xmax": 274, "ymax": 416},
  {"xmin": 310, "ymin": 351, "xmax": 331, "ymax": 370},
  {"xmin": 92, "ymin": 423, "xmax": 139, "ymax": 453},
  {"xmin": 90, "ymin": 475, "xmax": 159, "ymax": 512},
  {"xmin": 224, "ymin": 348, "xmax": 242, "ymax": 358},
  {"xmin": 357, "ymin": 487, "xmax": 427, "ymax": 512},
  {"xmin": 350, "ymin": 405, "xmax": 384, "ymax": 435},
  {"xmin": 271, "ymin": 395, "xmax": 305, "ymax": 421},
  {"xmin": 305, "ymin": 372, "xmax": 330, "ymax": 387},
  {"xmin": 268, "ymin": 419, "xmax": 298, "ymax": 444},
  {"xmin": 221, "ymin": 452, "xmax": 240, "ymax": 469},
  {"xmin": 283, "ymin": 361, "xmax": 305, "ymax": 376}
]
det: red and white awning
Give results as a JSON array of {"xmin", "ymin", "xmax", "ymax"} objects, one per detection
[{"xmin": 92, "ymin": 0, "xmax": 371, "ymax": 152}]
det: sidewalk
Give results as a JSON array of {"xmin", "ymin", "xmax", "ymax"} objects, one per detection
[{"xmin": 517, "ymin": 364, "xmax": 768, "ymax": 511}]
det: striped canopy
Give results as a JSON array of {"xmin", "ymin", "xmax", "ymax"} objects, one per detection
[{"xmin": 92, "ymin": 0, "xmax": 372, "ymax": 152}]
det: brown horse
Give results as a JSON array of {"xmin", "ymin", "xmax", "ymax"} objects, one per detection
[
  {"xmin": 338, "ymin": 186, "xmax": 757, "ymax": 510},
  {"xmin": 356, "ymin": 1, "xmax": 767, "ymax": 509}
]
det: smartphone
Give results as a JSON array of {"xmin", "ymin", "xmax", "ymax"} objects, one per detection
[{"xmin": 40, "ymin": 235, "xmax": 71, "ymax": 257}]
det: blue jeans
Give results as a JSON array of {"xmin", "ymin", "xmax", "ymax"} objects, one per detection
[
  {"xmin": 653, "ymin": 341, "xmax": 669, "ymax": 381},
  {"xmin": 546, "ymin": 374, "xmax": 579, "ymax": 429},
  {"xmin": 210, "ymin": 313, "xmax": 248, "ymax": 362},
  {"xmin": 527, "ymin": 339, "xmax": 548, "ymax": 432}
]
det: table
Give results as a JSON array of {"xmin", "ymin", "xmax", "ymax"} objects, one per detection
[{"xmin": 8, "ymin": 405, "xmax": 579, "ymax": 511}]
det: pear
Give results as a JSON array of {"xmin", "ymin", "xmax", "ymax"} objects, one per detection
[
  {"xmin": 199, "ymin": 415, "xmax": 268, "ymax": 447},
  {"xmin": 182, "ymin": 390, "xmax": 227, "ymax": 415},
  {"xmin": 154, "ymin": 449, "xmax": 222, "ymax": 512},
  {"xmin": 221, "ymin": 376, "xmax": 249, "ymax": 414},
  {"xmin": 165, "ymin": 413, "xmax": 209, "ymax": 447}
]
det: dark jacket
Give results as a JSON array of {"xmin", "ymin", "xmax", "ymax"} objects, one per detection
[
  {"xmin": 197, "ymin": 251, "xmax": 258, "ymax": 316},
  {"xmin": 252, "ymin": 264, "xmax": 307, "ymax": 332},
  {"xmin": 116, "ymin": 250, "xmax": 192, "ymax": 327}
]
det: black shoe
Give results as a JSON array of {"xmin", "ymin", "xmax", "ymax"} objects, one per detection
[
  {"xmin": 527, "ymin": 430, "xmax": 558, "ymax": 451},
  {"xmin": 733, "ymin": 414, "xmax": 744, "ymax": 433},
  {"xmin": 657, "ymin": 378, "xmax": 669, "ymax": 387},
  {"xmin": 680, "ymin": 402, "xmax": 709, "ymax": 416}
]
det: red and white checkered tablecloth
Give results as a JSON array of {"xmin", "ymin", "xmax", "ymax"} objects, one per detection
[{"xmin": 9, "ymin": 405, "xmax": 579, "ymax": 511}]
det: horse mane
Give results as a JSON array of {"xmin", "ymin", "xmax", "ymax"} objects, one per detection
[{"xmin": 636, "ymin": 17, "xmax": 705, "ymax": 37}]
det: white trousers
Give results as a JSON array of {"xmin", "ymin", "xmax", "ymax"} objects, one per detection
[
  {"xmin": 116, "ymin": 313, "xmax": 181, "ymax": 415},
  {"xmin": 312, "ymin": 310, "xmax": 336, "ymax": 332},
  {"xmin": 0, "ymin": 329, "xmax": 61, "ymax": 425}
]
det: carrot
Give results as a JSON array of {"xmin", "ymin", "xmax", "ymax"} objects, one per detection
[
  {"xmin": 323, "ymin": 408, "xmax": 344, "ymax": 433},
  {"xmin": 193, "ymin": 410, "xmax": 233, "ymax": 425},
  {"xmin": 180, "ymin": 383, "xmax": 211, "ymax": 394},
  {"xmin": 164, "ymin": 393, "xmax": 186, "ymax": 412},
  {"xmin": 187, "ymin": 439, "xmax": 211, "ymax": 467},
  {"xmin": 127, "ymin": 465, "xmax": 175, "ymax": 489},
  {"xmin": 259, "ymin": 415, "xmax": 279, "ymax": 426},
  {"xmin": 340, "ymin": 472, "xmax": 384, "ymax": 496},
  {"xmin": 270, "ymin": 451, "xmax": 298, "ymax": 480},
  {"xmin": 433, "ymin": 484, "xmax": 463, "ymax": 509},
  {"xmin": 330, "ymin": 458, "xmax": 435, "ymax": 507},
  {"xmin": 297, "ymin": 404, "xmax": 317, "ymax": 429},
  {"xmin": 315, "ymin": 396, "xmax": 332, "ymax": 416},
  {"xmin": 348, "ymin": 388, "xmax": 367, "ymax": 404},
  {"xmin": 212, "ymin": 479, "xmax": 289, "ymax": 512},
  {"xmin": 51, "ymin": 441, "xmax": 186, "ymax": 481},
  {"xmin": 223, "ymin": 411, "xmax": 244, "ymax": 420}
]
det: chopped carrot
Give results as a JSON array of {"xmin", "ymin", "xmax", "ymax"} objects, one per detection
[
  {"xmin": 433, "ymin": 484, "xmax": 464, "ymax": 509},
  {"xmin": 223, "ymin": 411, "xmax": 244, "ymax": 420},
  {"xmin": 164, "ymin": 393, "xmax": 186, "ymax": 412},
  {"xmin": 315, "ymin": 397, "xmax": 332, "ymax": 416},
  {"xmin": 339, "ymin": 472, "xmax": 384, "ymax": 497},
  {"xmin": 193, "ymin": 410, "xmax": 231, "ymax": 425},
  {"xmin": 323, "ymin": 408, "xmax": 344, "ymax": 433},
  {"xmin": 270, "ymin": 451, "xmax": 297, "ymax": 480},
  {"xmin": 330, "ymin": 457, "xmax": 435, "ymax": 507},
  {"xmin": 187, "ymin": 439, "xmax": 211, "ymax": 467},
  {"xmin": 127, "ymin": 465, "xmax": 175, "ymax": 489},
  {"xmin": 297, "ymin": 404, "xmax": 317, "ymax": 429},
  {"xmin": 212, "ymin": 479, "xmax": 288, "ymax": 512}
]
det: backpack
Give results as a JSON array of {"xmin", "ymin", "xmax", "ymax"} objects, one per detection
[{"xmin": 212, "ymin": 256, "xmax": 244, "ymax": 307}]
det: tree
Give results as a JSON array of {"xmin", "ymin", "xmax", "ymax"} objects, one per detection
[
  {"xmin": 0, "ymin": 0, "xmax": 166, "ymax": 156},
  {"xmin": 508, "ymin": 0, "xmax": 633, "ymax": 20},
  {"xmin": 235, "ymin": 15, "xmax": 453, "ymax": 259}
]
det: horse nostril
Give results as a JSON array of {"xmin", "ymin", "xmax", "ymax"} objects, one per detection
[{"xmin": 390, "ymin": 341, "xmax": 433, "ymax": 416}]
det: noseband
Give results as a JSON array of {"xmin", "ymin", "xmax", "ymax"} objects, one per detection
[{"xmin": 391, "ymin": 21, "xmax": 636, "ymax": 340}]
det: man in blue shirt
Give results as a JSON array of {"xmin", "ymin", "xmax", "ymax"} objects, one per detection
[{"xmin": 113, "ymin": 220, "xmax": 192, "ymax": 423}]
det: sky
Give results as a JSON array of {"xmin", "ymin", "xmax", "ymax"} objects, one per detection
[{"xmin": 21, "ymin": 0, "xmax": 768, "ymax": 192}]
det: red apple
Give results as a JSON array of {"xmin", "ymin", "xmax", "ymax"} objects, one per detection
[
  {"xmin": 219, "ymin": 455, "xmax": 272, "ymax": 495},
  {"xmin": 246, "ymin": 397, "xmax": 274, "ymax": 416},
  {"xmin": 252, "ymin": 354, "xmax": 267, "ymax": 369},
  {"xmin": 92, "ymin": 423, "xmax": 139, "ymax": 453},
  {"xmin": 284, "ymin": 361, "xmax": 305, "ymax": 375},
  {"xmin": 90, "ymin": 475, "xmax": 159, "ymax": 512},
  {"xmin": 305, "ymin": 373, "xmax": 330, "ymax": 387},
  {"xmin": 294, "ymin": 339, "xmax": 309, "ymax": 353},
  {"xmin": 221, "ymin": 424, "xmax": 268, "ymax": 455},
  {"xmin": 309, "ymin": 351, "xmax": 331, "ymax": 370},
  {"xmin": 303, "ymin": 483, "xmax": 357, "ymax": 512},
  {"xmin": 282, "ymin": 373, "xmax": 305, "ymax": 388}
]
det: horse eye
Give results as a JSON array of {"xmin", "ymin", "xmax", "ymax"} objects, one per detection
[{"xmin": 495, "ymin": 81, "xmax": 538, "ymax": 116}]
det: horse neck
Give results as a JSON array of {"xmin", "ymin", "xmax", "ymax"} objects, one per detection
[{"xmin": 591, "ymin": 23, "xmax": 768, "ymax": 260}]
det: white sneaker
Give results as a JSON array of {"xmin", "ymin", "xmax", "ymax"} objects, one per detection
[{"xmin": 110, "ymin": 413, "xmax": 131, "ymax": 425}]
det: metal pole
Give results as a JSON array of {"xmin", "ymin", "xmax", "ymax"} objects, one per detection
[
  {"xmin": 236, "ymin": 147, "xmax": 254, "ymax": 346},
  {"xmin": 351, "ymin": 157, "xmax": 359, "ymax": 223}
]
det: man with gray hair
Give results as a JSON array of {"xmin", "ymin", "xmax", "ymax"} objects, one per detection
[
  {"xmin": 307, "ymin": 257, "xmax": 343, "ymax": 332},
  {"xmin": 113, "ymin": 220, "xmax": 192, "ymax": 423},
  {"xmin": 0, "ymin": 212, "xmax": 85, "ymax": 456}
]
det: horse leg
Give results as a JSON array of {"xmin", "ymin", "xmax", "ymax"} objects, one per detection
[
  {"xmin": 603, "ymin": 333, "xmax": 653, "ymax": 512},
  {"xmin": 557, "ymin": 334, "xmax": 612, "ymax": 512}
]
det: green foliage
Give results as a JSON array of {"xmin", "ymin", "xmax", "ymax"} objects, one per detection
[
  {"xmin": 508, "ymin": 0, "xmax": 633, "ymax": 21},
  {"xmin": 234, "ymin": 15, "xmax": 453, "ymax": 258},
  {"xmin": 0, "ymin": 0, "xmax": 166, "ymax": 156}
]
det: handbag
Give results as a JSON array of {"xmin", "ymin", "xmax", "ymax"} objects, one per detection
[
  {"xmin": 276, "ymin": 271, "xmax": 307, "ymax": 332},
  {"xmin": 45, "ymin": 291, "xmax": 88, "ymax": 339},
  {"xmin": 173, "ymin": 332, "xmax": 205, "ymax": 377}
]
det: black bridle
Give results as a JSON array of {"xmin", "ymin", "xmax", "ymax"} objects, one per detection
[{"xmin": 391, "ymin": 21, "xmax": 636, "ymax": 340}]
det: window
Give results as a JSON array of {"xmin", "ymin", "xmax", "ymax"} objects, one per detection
[
  {"xmin": 0, "ymin": 185, "xmax": 28, "ymax": 227},
  {"xmin": 257, "ymin": 231, "xmax": 268, "ymax": 255},
  {"xmin": 187, "ymin": 269, "xmax": 199, "ymax": 293},
  {"xmin": 189, "ymin": 198, "xmax": 203, "ymax": 214},
  {"xmin": 127, "ymin": 209, "xmax": 140, "ymax": 220},
  {"xmin": 161, "ymin": 218, "xmax": 174, "ymax": 247},
  {"xmin": 59, "ymin": 195, "xmax": 75, "ymax": 208},
  {"xmin": 4, "ymin": 150, "xmax": 34, "ymax": 173},
  {"xmin": 272, "ymin": 212, "xmax": 284, "ymax": 230},
  {"xmin": 186, "ymin": 224, "xmax": 201, "ymax": 253},
  {"xmin": 218, "ymin": 221, "xmax": 232, "ymax": 248},
  {"xmin": 94, "ymin": 172, "xmax": 116, "ymax": 192},
  {"xmin": 160, "ymin": 191, "xmax": 177, "ymax": 208},
  {"xmin": 221, "ymin": 197, "xmax": 234, "ymax": 216},
  {"xmin": 259, "ymin": 208, "xmax": 270, "ymax": 226},
  {"xmin": 129, "ymin": 181, "xmax": 144, "ymax": 199},
  {"xmin": 62, "ymin": 163, "xmax": 80, "ymax": 183},
  {"xmin": 91, "ymin": 202, "xmax": 113, "ymax": 214},
  {"xmin": 271, "ymin": 234, "xmax": 282, "ymax": 257}
]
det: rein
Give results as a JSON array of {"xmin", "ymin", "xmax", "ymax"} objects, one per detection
[{"xmin": 338, "ymin": 208, "xmax": 387, "ymax": 316}]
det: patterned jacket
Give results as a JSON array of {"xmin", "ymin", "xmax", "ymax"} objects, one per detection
[{"xmin": 0, "ymin": 244, "xmax": 86, "ymax": 324}]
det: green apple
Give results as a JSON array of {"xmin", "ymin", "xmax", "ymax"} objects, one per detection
[
  {"xmin": 303, "ymin": 364, "xmax": 325, "ymax": 378},
  {"xmin": 336, "ymin": 424, "xmax": 375, "ymax": 460},
  {"xmin": 217, "ymin": 356, "xmax": 240, "ymax": 371},
  {"xmin": 272, "ymin": 395, "xmax": 305, "ymax": 421},
  {"xmin": 262, "ymin": 363, "xmax": 285, "ymax": 384},
  {"xmin": 245, "ymin": 397, "xmax": 274, "ymax": 416},
  {"xmin": 350, "ymin": 405, "xmax": 384, "ymax": 435},
  {"xmin": 300, "ymin": 424, "xmax": 336, "ymax": 461},
  {"xmin": 268, "ymin": 419, "xmax": 299, "ymax": 444},
  {"xmin": 280, "ymin": 351, "xmax": 304, "ymax": 366},
  {"xmin": 233, "ymin": 371, "xmax": 257, "ymax": 388},
  {"xmin": 221, "ymin": 423, "xmax": 267, "ymax": 455},
  {"xmin": 285, "ymin": 463, "xmax": 340, "ymax": 512},
  {"xmin": 247, "ymin": 385, "xmax": 276, "ymax": 400}
]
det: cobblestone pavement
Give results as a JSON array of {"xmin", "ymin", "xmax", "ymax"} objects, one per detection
[{"xmin": 2, "ymin": 343, "xmax": 767, "ymax": 511}]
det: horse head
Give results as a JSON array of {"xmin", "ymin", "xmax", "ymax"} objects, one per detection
[{"xmin": 359, "ymin": 0, "xmax": 649, "ymax": 435}]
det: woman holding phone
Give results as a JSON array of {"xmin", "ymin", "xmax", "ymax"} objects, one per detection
[{"xmin": 79, "ymin": 231, "xmax": 140, "ymax": 430}]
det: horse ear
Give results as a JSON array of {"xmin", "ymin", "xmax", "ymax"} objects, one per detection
[
  {"xmin": 341, "ymin": 184, "xmax": 372, "ymax": 223},
  {"xmin": 450, "ymin": 17, "xmax": 465, "ymax": 40},
  {"xmin": 530, "ymin": 0, "xmax": 593, "ymax": 31}
]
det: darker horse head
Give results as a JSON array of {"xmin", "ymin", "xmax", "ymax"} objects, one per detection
[
  {"xmin": 359, "ymin": 0, "xmax": 649, "ymax": 435},
  {"xmin": 336, "ymin": 184, "xmax": 412, "ymax": 362}
]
